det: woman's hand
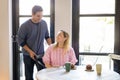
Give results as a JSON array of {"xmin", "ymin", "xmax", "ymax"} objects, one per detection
[{"xmin": 45, "ymin": 63, "xmax": 52, "ymax": 68}]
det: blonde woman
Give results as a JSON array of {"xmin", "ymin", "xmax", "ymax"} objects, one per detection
[{"xmin": 43, "ymin": 30, "xmax": 77, "ymax": 68}]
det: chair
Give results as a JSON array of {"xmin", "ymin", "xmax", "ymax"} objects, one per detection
[
  {"xmin": 108, "ymin": 54, "xmax": 120, "ymax": 60},
  {"xmin": 108, "ymin": 54, "xmax": 120, "ymax": 74}
]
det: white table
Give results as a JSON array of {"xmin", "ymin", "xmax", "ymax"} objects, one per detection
[{"xmin": 36, "ymin": 66, "xmax": 120, "ymax": 80}]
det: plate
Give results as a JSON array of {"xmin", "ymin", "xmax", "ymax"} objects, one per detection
[{"xmin": 85, "ymin": 69, "xmax": 94, "ymax": 72}]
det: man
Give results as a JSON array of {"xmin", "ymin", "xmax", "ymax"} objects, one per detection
[{"xmin": 17, "ymin": 5, "xmax": 51, "ymax": 80}]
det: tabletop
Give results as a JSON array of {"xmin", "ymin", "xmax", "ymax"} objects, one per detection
[{"xmin": 36, "ymin": 66, "xmax": 120, "ymax": 80}]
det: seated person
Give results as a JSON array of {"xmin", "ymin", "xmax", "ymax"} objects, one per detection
[{"xmin": 43, "ymin": 30, "xmax": 77, "ymax": 68}]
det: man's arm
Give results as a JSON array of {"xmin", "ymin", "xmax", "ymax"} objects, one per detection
[
  {"xmin": 23, "ymin": 45, "xmax": 36, "ymax": 60},
  {"xmin": 17, "ymin": 24, "xmax": 36, "ymax": 60},
  {"xmin": 46, "ymin": 38, "xmax": 52, "ymax": 45}
]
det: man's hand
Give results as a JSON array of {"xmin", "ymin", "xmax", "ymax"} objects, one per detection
[
  {"xmin": 46, "ymin": 38, "xmax": 52, "ymax": 45},
  {"xmin": 23, "ymin": 45, "xmax": 36, "ymax": 60},
  {"xmin": 29, "ymin": 50, "xmax": 36, "ymax": 60}
]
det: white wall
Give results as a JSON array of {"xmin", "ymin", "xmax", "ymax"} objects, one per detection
[
  {"xmin": 0, "ymin": 0, "xmax": 12, "ymax": 80},
  {"xmin": 55, "ymin": 0, "xmax": 72, "ymax": 42}
]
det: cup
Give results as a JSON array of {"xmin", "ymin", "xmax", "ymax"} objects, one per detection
[
  {"xmin": 65, "ymin": 62, "xmax": 71, "ymax": 72},
  {"xmin": 96, "ymin": 64, "xmax": 102, "ymax": 75}
]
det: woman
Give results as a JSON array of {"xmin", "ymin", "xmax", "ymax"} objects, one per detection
[{"xmin": 43, "ymin": 30, "xmax": 77, "ymax": 68}]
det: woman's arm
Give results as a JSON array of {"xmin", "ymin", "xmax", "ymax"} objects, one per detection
[
  {"xmin": 42, "ymin": 45, "xmax": 52, "ymax": 68},
  {"xmin": 69, "ymin": 48, "xmax": 78, "ymax": 65}
]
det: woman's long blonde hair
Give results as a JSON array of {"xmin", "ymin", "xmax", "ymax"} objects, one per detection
[{"xmin": 54, "ymin": 30, "xmax": 70, "ymax": 53}]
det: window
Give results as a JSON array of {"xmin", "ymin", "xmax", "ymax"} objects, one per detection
[
  {"xmin": 79, "ymin": 0, "xmax": 115, "ymax": 53},
  {"xmin": 80, "ymin": 17, "xmax": 114, "ymax": 53},
  {"xmin": 72, "ymin": 0, "xmax": 116, "ymax": 69},
  {"xmin": 19, "ymin": 0, "xmax": 51, "ymax": 35},
  {"xmin": 20, "ymin": 0, "xmax": 50, "ymax": 15},
  {"xmin": 80, "ymin": 0, "xmax": 115, "ymax": 14}
]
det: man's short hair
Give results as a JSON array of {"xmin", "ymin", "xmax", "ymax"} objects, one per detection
[{"xmin": 32, "ymin": 5, "xmax": 43, "ymax": 14}]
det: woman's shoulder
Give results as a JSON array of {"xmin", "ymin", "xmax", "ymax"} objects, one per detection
[
  {"xmin": 68, "ymin": 46, "xmax": 74, "ymax": 50},
  {"xmin": 67, "ymin": 47, "xmax": 74, "ymax": 52}
]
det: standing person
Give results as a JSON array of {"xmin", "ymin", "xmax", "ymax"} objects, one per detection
[
  {"xmin": 17, "ymin": 5, "xmax": 51, "ymax": 80},
  {"xmin": 43, "ymin": 30, "xmax": 77, "ymax": 68}
]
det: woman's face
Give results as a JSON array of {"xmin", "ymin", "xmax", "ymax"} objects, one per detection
[{"xmin": 56, "ymin": 31, "xmax": 66, "ymax": 43}]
